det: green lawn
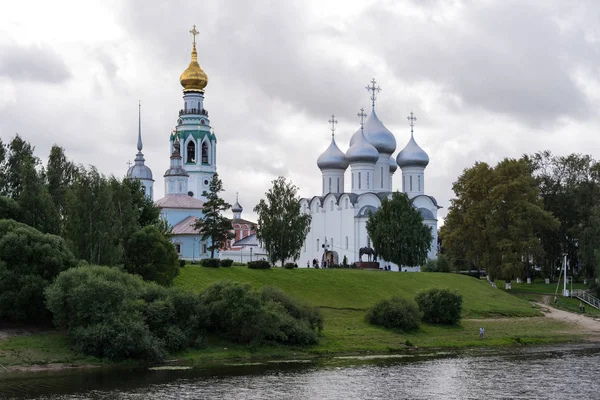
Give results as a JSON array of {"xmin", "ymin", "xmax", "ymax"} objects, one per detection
[
  {"xmin": 497, "ymin": 280, "xmax": 588, "ymax": 294},
  {"xmin": 175, "ymin": 266, "xmax": 540, "ymax": 318}
]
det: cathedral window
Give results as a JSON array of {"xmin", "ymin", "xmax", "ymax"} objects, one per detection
[
  {"xmin": 366, "ymin": 172, "xmax": 369, "ymax": 189},
  {"xmin": 187, "ymin": 140, "xmax": 196, "ymax": 163},
  {"xmin": 381, "ymin": 167, "xmax": 384, "ymax": 188},
  {"xmin": 329, "ymin": 177, "xmax": 332, "ymax": 193},
  {"xmin": 197, "ymin": 101, "xmax": 201, "ymax": 111},
  {"xmin": 330, "ymin": 201, "xmax": 334, "ymax": 211},
  {"xmin": 418, "ymin": 175, "xmax": 421, "ymax": 191},
  {"xmin": 345, "ymin": 236, "xmax": 349, "ymax": 249},
  {"xmin": 410, "ymin": 176, "xmax": 413, "ymax": 191},
  {"xmin": 402, "ymin": 176, "xmax": 405, "ymax": 192},
  {"xmin": 175, "ymin": 244, "xmax": 182, "ymax": 254},
  {"xmin": 201, "ymin": 142, "xmax": 209, "ymax": 163},
  {"xmin": 345, "ymin": 198, "xmax": 349, "ymax": 209},
  {"xmin": 358, "ymin": 172, "xmax": 361, "ymax": 189},
  {"xmin": 352, "ymin": 173, "xmax": 354, "ymax": 189},
  {"xmin": 202, "ymin": 244, "xmax": 207, "ymax": 254},
  {"xmin": 337, "ymin": 177, "xmax": 340, "ymax": 193}
]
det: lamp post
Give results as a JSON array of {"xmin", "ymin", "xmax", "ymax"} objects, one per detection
[
  {"xmin": 250, "ymin": 247, "xmax": 253, "ymax": 262},
  {"xmin": 563, "ymin": 253, "xmax": 568, "ymax": 297}
]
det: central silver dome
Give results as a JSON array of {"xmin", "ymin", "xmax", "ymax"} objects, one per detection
[
  {"xmin": 396, "ymin": 135, "xmax": 429, "ymax": 168},
  {"xmin": 317, "ymin": 136, "xmax": 349, "ymax": 170},
  {"xmin": 349, "ymin": 109, "xmax": 396, "ymax": 155},
  {"xmin": 346, "ymin": 128, "xmax": 378, "ymax": 164}
]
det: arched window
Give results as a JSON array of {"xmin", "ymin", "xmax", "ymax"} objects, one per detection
[
  {"xmin": 330, "ymin": 201, "xmax": 334, "ymax": 211},
  {"xmin": 345, "ymin": 198, "xmax": 349, "ymax": 209},
  {"xmin": 201, "ymin": 142, "xmax": 209, "ymax": 163},
  {"xmin": 187, "ymin": 140, "xmax": 196, "ymax": 163},
  {"xmin": 418, "ymin": 175, "xmax": 421, "ymax": 191},
  {"xmin": 329, "ymin": 177, "xmax": 332, "ymax": 193},
  {"xmin": 197, "ymin": 101, "xmax": 201, "ymax": 111},
  {"xmin": 410, "ymin": 176, "xmax": 413, "ymax": 191},
  {"xmin": 366, "ymin": 172, "xmax": 369, "ymax": 189},
  {"xmin": 358, "ymin": 172, "xmax": 362, "ymax": 189},
  {"xmin": 352, "ymin": 173, "xmax": 354, "ymax": 189},
  {"xmin": 337, "ymin": 177, "xmax": 340, "ymax": 193},
  {"xmin": 381, "ymin": 167, "xmax": 384, "ymax": 188}
]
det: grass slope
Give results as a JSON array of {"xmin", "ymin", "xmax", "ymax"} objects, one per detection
[{"xmin": 175, "ymin": 266, "xmax": 539, "ymax": 318}]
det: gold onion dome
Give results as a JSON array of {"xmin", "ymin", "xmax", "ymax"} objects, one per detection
[{"xmin": 179, "ymin": 43, "xmax": 208, "ymax": 92}]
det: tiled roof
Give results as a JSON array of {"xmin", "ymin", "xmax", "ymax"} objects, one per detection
[
  {"xmin": 234, "ymin": 233, "xmax": 260, "ymax": 246},
  {"xmin": 155, "ymin": 194, "xmax": 204, "ymax": 210},
  {"xmin": 171, "ymin": 215, "xmax": 199, "ymax": 235},
  {"xmin": 231, "ymin": 218, "xmax": 256, "ymax": 226}
]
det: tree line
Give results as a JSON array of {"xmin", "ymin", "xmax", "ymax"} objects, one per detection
[{"xmin": 441, "ymin": 152, "xmax": 600, "ymax": 289}]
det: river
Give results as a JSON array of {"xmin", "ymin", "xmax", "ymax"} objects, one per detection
[{"xmin": 1, "ymin": 344, "xmax": 599, "ymax": 399}]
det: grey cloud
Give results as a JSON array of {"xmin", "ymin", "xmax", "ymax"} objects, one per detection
[
  {"xmin": 356, "ymin": 1, "xmax": 594, "ymax": 127},
  {"xmin": 0, "ymin": 42, "xmax": 71, "ymax": 83}
]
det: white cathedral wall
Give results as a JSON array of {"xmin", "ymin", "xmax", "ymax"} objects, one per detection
[
  {"xmin": 373, "ymin": 155, "xmax": 392, "ymax": 192},
  {"xmin": 401, "ymin": 166, "xmax": 426, "ymax": 197}
]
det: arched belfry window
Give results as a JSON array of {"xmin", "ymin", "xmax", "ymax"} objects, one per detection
[
  {"xmin": 202, "ymin": 141, "xmax": 209, "ymax": 164},
  {"xmin": 187, "ymin": 141, "xmax": 196, "ymax": 163}
]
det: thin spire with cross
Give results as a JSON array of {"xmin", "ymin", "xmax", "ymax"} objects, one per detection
[
  {"xmin": 328, "ymin": 114, "xmax": 338, "ymax": 138},
  {"xmin": 127, "ymin": 160, "xmax": 132, "ymax": 168},
  {"xmin": 236, "ymin": 191, "xmax": 239, "ymax": 203},
  {"xmin": 137, "ymin": 100, "xmax": 143, "ymax": 152},
  {"xmin": 366, "ymin": 78, "xmax": 381, "ymax": 108},
  {"xmin": 358, "ymin": 108, "xmax": 367, "ymax": 131},
  {"xmin": 190, "ymin": 25, "xmax": 199, "ymax": 47},
  {"xmin": 407, "ymin": 111, "xmax": 417, "ymax": 137}
]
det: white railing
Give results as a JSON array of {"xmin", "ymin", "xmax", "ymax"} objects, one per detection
[{"xmin": 571, "ymin": 289, "xmax": 600, "ymax": 310}]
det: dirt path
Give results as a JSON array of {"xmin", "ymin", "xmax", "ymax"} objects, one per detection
[{"xmin": 534, "ymin": 302, "xmax": 600, "ymax": 338}]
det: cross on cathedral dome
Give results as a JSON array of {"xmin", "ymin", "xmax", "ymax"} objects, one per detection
[
  {"xmin": 180, "ymin": 25, "xmax": 208, "ymax": 92},
  {"xmin": 396, "ymin": 112, "xmax": 429, "ymax": 168}
]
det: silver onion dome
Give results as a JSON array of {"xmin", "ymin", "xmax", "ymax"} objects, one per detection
[
  {"xmin": 127, "ymin": 159, "xmax": 153, "ymax": 180},
  {"xmin": 349, "ymin": 109, "xmax": 396, "ymax": 155},
  {"xmin": 317, "ymin": 136, "xmax": 349, "ymax": 170},
  {"xmin": 346, "ymin": 128, "xmax": 379, "ymax": 164},
  {"xmin": 396, "ymin": 135, "xmax": 429, "ymax": 168},
  {"xmin": 389, "ymin": 156, "xmax": 397, "ymax": 173},
  {"xmin": 232, "ymin": 199, "xmax": 243, "ymax": 213}
]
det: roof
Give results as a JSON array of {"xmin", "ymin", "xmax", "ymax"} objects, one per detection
[
  {"xmin": 231, "ymin": 218, "xmax": 256, "ymax": 226},
  {"xmin": 234, "ymin": 233, "xmax": 260, "ymax": 247},
  {"xmin": 171, "ymin": 215, "xmax": 199, "ymax": 235},
  {"xmin": 155, "ymin": 194, "xmax": 204, "ymax": 210}
]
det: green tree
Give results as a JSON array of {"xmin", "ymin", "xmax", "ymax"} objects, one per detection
[
  {"xmin": 442, "ymin": 158, "xmax": 559, "ymax": 280},
  {"xmin": 0, "ymin": 196, "xmax": 22, "ymax": 221},
  {"xmin": 123, "ymin": 225, "xmax": 180, "ymax": 286},
  {"xmin": 254, "ymin": 176, "xmax": 311, "ymax": 266},
  {"xmin": 193, "ymin": 173, "xmax": 233, "ymax": 258},
  {"xmin": 0, "ymin": 219, "xmax": 77, "ymax": 321},
  {"xmin": 366, "ymin": 191, "xmax": 432, "ymax": 267},
  {"xmin": 46, "ymin": 145, "xmax": 79, "ymax": 222}
]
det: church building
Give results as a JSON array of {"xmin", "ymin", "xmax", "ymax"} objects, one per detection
[{"xmin": 298, "ymin": 81, "xmax": 440, "ymax": 271}]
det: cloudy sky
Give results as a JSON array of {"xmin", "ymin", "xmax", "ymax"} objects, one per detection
[{"xmin": 1, "ymin": 0, "xmax": 600, "ymax": 223}]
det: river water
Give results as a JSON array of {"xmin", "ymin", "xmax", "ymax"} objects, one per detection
[{"xmin": 1, "ymin": 344, "xmax": 599, "ymax": 399}]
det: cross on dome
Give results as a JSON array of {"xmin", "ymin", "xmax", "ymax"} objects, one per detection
[
  {"xmin": 189, "ymin": 25, "xmax": 199, "ymax": 46},
  {"xmin": 127, "ymin": 160, "xmax": 132, "ymax": 168},
  {"xmin": 328, "ymin": 114, "xmax": 338, "ymax": 137},
  {"xmin": 358, "ymin": 108, "xmax": 367, "ymax": 130},
  {"xmin": 407, "ymin": 111, "xmax": 417, "ymax": 136},
  {"xmin": 366, "ymin": 78, "xmax": 381, "ymax": 108}
]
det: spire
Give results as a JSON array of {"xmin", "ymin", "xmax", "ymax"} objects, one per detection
[
  {"xmin": 137, "ymin": 100, "xmax": 143, "ymax": 151},
  {"xmin": 407, "ymin": 111, "xmax": 417, "ymax": 138},
  {"xmin": 366, "ymin": 78, "xmax": 381, "ymax": 109},
  {"xmin": 358, "ymin": 108, "xmax": 367, "ymax": 132}
]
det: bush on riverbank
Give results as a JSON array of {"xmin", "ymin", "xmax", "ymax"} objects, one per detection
[
  {"xmin": 415, "ymin": 288, "xmax": 463, "ymax": 325},
  {"xmin": 199, "ymin": 281, "xmax": 322, "ymax": 345},
  {"xmin": 0, "ymin": 219, "xmax": 77, "ymax": 322},
  {"xmin": 45, "ymin": 266, "xmax": 207, "ymax": 361},
  {"xmin": 366, "ymin": 297, "xmax": 421, "ymax": 331},
  {"xmin": 248, "ymin": 260, "xmax": 271, "ymax": 269},
  {"xmin": 200, "ymin": 258, "xmax": 221, "ymax": 268}
]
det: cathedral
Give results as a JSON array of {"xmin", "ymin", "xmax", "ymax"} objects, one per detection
[{"xmin": 297, "ymin": 81, "xmax": 440, "ymax": 271}]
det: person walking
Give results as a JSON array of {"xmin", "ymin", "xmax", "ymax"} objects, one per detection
[{"xmin": 479, "ymin": 327, "xmax": 485, "ymax": 339}]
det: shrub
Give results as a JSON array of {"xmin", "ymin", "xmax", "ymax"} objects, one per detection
[
  {"xmin": 366, "ymin": 297, "xmax": 421, "ymax": 331},
  {"xmin": 45, "ymin": 265, "xmax": 207, "ymax": 361},
  {"xmin": 284, "ymin": 262, "xmax": 296, "ymax": 269},
  {"xmin": 421, "ymin": 254, "xmax": 451, "ymax": 273},
  {"xmin": 342, "ymin": 255, "xmax": 348, "ymax": 267},
  {"xmin": 0, "ymin": 219, "xmax": 77, "ymax": 321},
  {"xmin": 123, "ymin": 225, "xmax": 180, "ymax": 286},
  {"xmin": 199, "ymin": 281, "xmax": 322, "ymax": 345},
  {"xmin": 414, "ymin": 288, "xmax": 463, "ymax": 325},
  {"xmin": 248, "ymin": 260, "xmax": 271, "ymax": 269},
  {"xmin": 220, "ymin": 258, "xmax": 234, "ymax": 267},
  {"xmin": 200, "ymin": 258, "xmax": 221, "ymax": 268},
  {"xmin": 179, "ymin": 260, "xmax": 186, "ymax": 268}
]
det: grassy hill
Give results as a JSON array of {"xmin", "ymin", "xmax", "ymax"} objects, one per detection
[{"xmin": 175, "ymin": 266, "xmax": 539, "ymax": 318}]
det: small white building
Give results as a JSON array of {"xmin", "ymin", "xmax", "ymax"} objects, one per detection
[{"xmin": 298, "ymin": 82, "xmax": 440, "ymax": 271}]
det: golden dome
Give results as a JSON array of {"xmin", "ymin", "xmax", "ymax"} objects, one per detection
[{"xmin": 179, "ymin": 43, "xmax": 208, "ymax": 92}]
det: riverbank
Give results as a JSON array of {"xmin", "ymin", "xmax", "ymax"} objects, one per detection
[{"xmin": 1, "ymin": 268, "xmax": 596, "ymax": 372}]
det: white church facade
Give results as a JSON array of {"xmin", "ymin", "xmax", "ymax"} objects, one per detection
[{"xmin": 297, "ymin": 82, "xmax": 440, "ymax": 271}]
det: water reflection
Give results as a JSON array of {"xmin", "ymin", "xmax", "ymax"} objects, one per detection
[{"xmin": 1, "ymin": 345, "xmax": 599, "ymax": 399}]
